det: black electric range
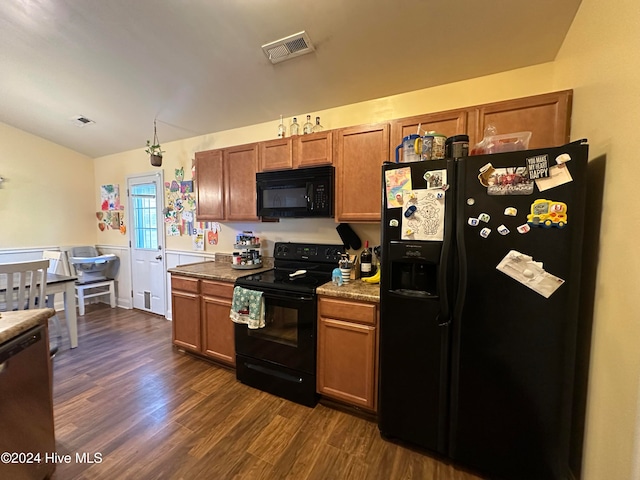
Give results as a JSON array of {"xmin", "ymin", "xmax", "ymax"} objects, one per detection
[{"xmin": 234, "ymin": 242, "xmax": 344, "ymax": 407}]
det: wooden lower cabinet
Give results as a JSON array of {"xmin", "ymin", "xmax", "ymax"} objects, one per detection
[
  {"xmin": 171, "ymin": 275, "xmax": 235, "ymax": 367},
  {"xmin": 317, "ymin": 296, "xmax": 379, "ymax": 412},
  {"xmin": 171, "ymin": 276, "xmax": 201, "ymax": 351},
  {"xmin": 201, "ymin": 280, "xmax": 235, "ymax": 366}
]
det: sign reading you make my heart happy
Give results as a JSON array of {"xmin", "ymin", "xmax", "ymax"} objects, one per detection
[{"xmin": 526, "ymin": 154, "xmax": 550, "ymax": 180}]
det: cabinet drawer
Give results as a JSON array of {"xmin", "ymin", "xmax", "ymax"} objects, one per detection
[
  {"xmin": 319, "ymin": 297, "xmax": 377, "ymax": 326},
  {"xmin": 171, "ymin": 276, "xmax": 200, "ymax": 294},
  {"xmin": 201, "ymin": 280, "xmax": 234, "ymax": 299}
]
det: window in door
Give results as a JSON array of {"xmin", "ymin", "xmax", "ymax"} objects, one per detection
[{"xmin": 131, "ymin": 183, "xmax": 158, "ymax": 249}]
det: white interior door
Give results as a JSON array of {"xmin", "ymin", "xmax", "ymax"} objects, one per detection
[{"xmin": 127, "ymin": 172, "xmax": 166, "ymax": 315}]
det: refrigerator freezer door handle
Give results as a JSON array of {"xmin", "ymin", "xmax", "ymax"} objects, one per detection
[{"xmin": 437, "ymin": 314, "xmax": 450, "ymax": 327}]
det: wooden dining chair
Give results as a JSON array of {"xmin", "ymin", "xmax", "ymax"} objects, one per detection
[
  {"xmin": 0, "ymin": 260, "xmax": 50, "ymax": 311},
  {"xmin": 42, "ymin": 251, "xmax": 66, "ymax": 339}
]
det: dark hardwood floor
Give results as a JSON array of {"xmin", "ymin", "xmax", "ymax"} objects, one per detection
[{"xmin": 49, "ymin": 305, "xmax": 484, "ymax": 479}]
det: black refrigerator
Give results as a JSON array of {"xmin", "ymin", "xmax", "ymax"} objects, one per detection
[{"xmin": 378, "ymin": 140, "xmax": 589, "ymax": 480}]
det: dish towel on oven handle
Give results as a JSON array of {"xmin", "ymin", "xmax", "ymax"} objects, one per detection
[{"xmin": 230, "ymin": 286, "xmax": 265, "ymax": 329}]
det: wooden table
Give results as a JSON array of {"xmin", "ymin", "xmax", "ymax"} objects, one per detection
[{"xmin": 1, "ymin": 273, "xmax": 79, "ymax": 348}]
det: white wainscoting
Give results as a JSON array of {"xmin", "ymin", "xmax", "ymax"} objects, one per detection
[
  {"xmin": 0, "ymin": 245, "xmax": 129, "ymax": 312},
  {"xmin": 94, "ymin": 245, "xmax": 131, "ymax": 310},
  {"xmin": 164, "ymin": 250, "xmax": 216, "ymax": 320},
  {"xmin": 1, "ymin": 245, "xmax": 217, "ymax": 319}
]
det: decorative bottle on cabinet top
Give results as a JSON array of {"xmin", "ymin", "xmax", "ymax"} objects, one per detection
[
  {"xmin": 303, "ymin": 115, "xmax": 313, "ymax": 134},
  {"xmin": 313, "ymin": 116, "xmax": 323, "ymax": 133},
  {"xmin": 278, "ymin": 115, "xmax": 286, "ymax": 138},
  {"xmin": 290, "ymin": 117, "xmax": 300, "ymax": 136}
]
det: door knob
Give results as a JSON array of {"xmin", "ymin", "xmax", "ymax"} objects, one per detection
[{"xmin": 155, "ymin": 255, "xmax": 163, "ymax": 260}]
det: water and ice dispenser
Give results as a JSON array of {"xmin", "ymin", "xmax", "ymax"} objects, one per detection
[{"xmin": 387, "ymin": 242, "xmax": 441, "ymax": 297}]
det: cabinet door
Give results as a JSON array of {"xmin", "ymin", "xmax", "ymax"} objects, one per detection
[
  {"xmin": 472, "ymin": 90, "xmax": 572, "ymax": 149},
  {"xmin": 195, "ymin": 149, "xmax": 224, "ymax": 220},
  {"xmin": 335, "ymin": 123, "xmax": 389, "ymax": 222},
  {"xmin": 171, "ymin": 290, "xmax": 201, "ymax": 352},
  {"xmin": 317, "ymin": 317, "xmax": 377, "ymax": 410},
  {"xmin": 202, "ymin": 295, "xmax": 235, "ymax": 366},
  {"xmin": 295, "ymin": 131, "xmax": 333, "ymax": 168},
  {"xmin": 224, "ymin": 143, "xmax": 259, "ymax": 221},
  {"xmin": 259, "ymin": 137, "xmax": 294, "ymax": 171},
  {"xmin": 390, "ymin": 109, "xmax": 468, "ymax": 161}
]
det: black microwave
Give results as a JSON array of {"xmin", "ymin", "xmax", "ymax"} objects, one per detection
[{"xmin": 256, "ymin": 166, "xmax": 334, "ymax": 218}]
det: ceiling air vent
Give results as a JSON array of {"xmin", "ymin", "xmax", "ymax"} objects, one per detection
[
  {"xmin": 70, "ymin": 115, "xmax": 96, "ymax": 127},
  {"xmin": 262, "ymin": 31, "xmax": 315, "ymax": 64}
]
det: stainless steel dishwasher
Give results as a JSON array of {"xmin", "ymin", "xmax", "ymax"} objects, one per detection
[{"xmin": 0, "ymin": 324, "xmax": 56, "ymax": 480}]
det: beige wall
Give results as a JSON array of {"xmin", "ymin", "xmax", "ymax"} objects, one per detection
[
  {"xmin": 0, "ymin": 122, "xmax": 96, "ymax": 249},
  {"xmin": 2, "ymin": 0, "xmax": 638, "ymax": 476},
  {"xmin": 552, "ymin": 0, "xmax": 640, "ymax": 478}
]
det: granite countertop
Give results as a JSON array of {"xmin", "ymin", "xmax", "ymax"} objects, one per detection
[
  {"xmin": 169, "ymin": 259, "xmax": 380, "ymax": 303},
  {"xmin": 0, "ymin": 308, "xmax": 55, "ymax": 344},
  {"xmin": 317, "ymin": 279, "xmax": 380, "ymax": 303},
  {"xmin": 168, "ymin": 259, "xmax": 273, "ymax": 282}
]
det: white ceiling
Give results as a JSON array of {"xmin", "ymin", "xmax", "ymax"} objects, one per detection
[{"xmin": 0, "ymin": 0, "xmax": 582, "ymax": 159}]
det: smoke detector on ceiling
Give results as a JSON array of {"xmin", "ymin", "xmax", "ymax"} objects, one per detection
[
  {"xmin": 69, "ymin": 115, "xmax": 95, "ymax": 127},
  {"xmin": 262, "ymin": 31, "xmax": 315, "ymax": 64}
]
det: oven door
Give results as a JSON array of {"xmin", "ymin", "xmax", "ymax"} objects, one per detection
[{"xmin": 234, "ymin": 286, "xmax": 317, "ymax": 374}]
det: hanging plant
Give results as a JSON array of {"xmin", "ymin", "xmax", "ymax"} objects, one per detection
[{"xmin": 145, "ymin": 119, "xmax": 165, "ymax": 167}]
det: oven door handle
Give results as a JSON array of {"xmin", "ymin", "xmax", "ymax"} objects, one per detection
[{"xmin": 262, "ymin": 291, "xmax": 315, "ymax": 302}]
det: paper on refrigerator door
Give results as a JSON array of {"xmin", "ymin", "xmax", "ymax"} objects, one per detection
[
  {"xmin": 496, "ymin": 250, "xmax": 564, "ymax": 298},
  {"xmin": 401, "ymin": 188, "xmax": 445, "ymax": 241},
  {"xmin": 535, "ymin": 164, "xmax": 573, "ymax": 192},
  {"xmin": 385, "ymin": 167, "xmax": 412, "ymax": 208}
]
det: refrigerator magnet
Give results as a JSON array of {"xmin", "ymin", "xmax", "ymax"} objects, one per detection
[
  {"xmin": 526, "ymin": 154, "xmax": 550, "ymax": 180},
  {"xmin": 504, "ymin": 207, "xmax": 518, "ymax": 216},
  {"xmin": 389, "ymin": 219, "xmax": 399, "ymax": 227},
  {"xmin": 478, "ymin": 213, "xmax": 491, "ymax": 223},
  {"xmin": 480, "ymin": 227, "xmax": 491, "ymax": 238},
  {"xmin": 486, "ymin": 166, "xmax": 534, "ymax": 196},
  {"xmin": 468, "ymin": 217, "xmax": 480, "ymax": 227},
  {"xmin": 424, "ymin": 169, "xmax": 447, "ymax": 189},
  {"xmin": 517, "ymin": 224, "xmax": 531, "ymax": 234},
  {"xmin": 526, "ymin": 199, "xmax": 568, "ymax": 228},
  {"xmin": 477, "ymin": 163, "xmax": 495, "ymax": 187},
  {"xmin": 497, "ymin": 224, "xmax": 510, "ymax": 235},
  {"xmin": 404, "ymin": 205, "xmax": 417, "ymax": 218}
]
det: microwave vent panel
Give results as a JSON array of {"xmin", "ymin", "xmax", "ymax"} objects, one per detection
[{"xmin": 262, "ymin": 31, "xmax": 315, "ymax": 64}]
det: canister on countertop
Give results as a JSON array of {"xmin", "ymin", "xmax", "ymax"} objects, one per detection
[
  {"xmin": 430, "ymin": 132, "xmax": 447, "ymax": 160},
  {"xmin": 445, "ymin": 134, "xmax": 470, "ymax": 159}
]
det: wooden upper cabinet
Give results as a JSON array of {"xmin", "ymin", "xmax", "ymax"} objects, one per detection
[
  {"xmin": 294, "ymin": 131, "xmax": 333, "ymax": 168},
  {"xmin": 390, "ymin": 109, "xmax": 468, "ymax": 161},
  {"xmin": 195, "ymin": 149, "xmax": 225, "ymax": 221},
  {"xmin": 334, "ymin": 123, "xmax": 389, "ymax": 222},
  {"xmin": 259, "ymin": 137, "xmax": 294, "ymax": 171},
  {"xmin": 224, "ymin": 143, "xmax": 259, "ymax": 221},
  {"xmin": 471, "ymin": 90, "xmax": 573, "ymax": 149}
]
